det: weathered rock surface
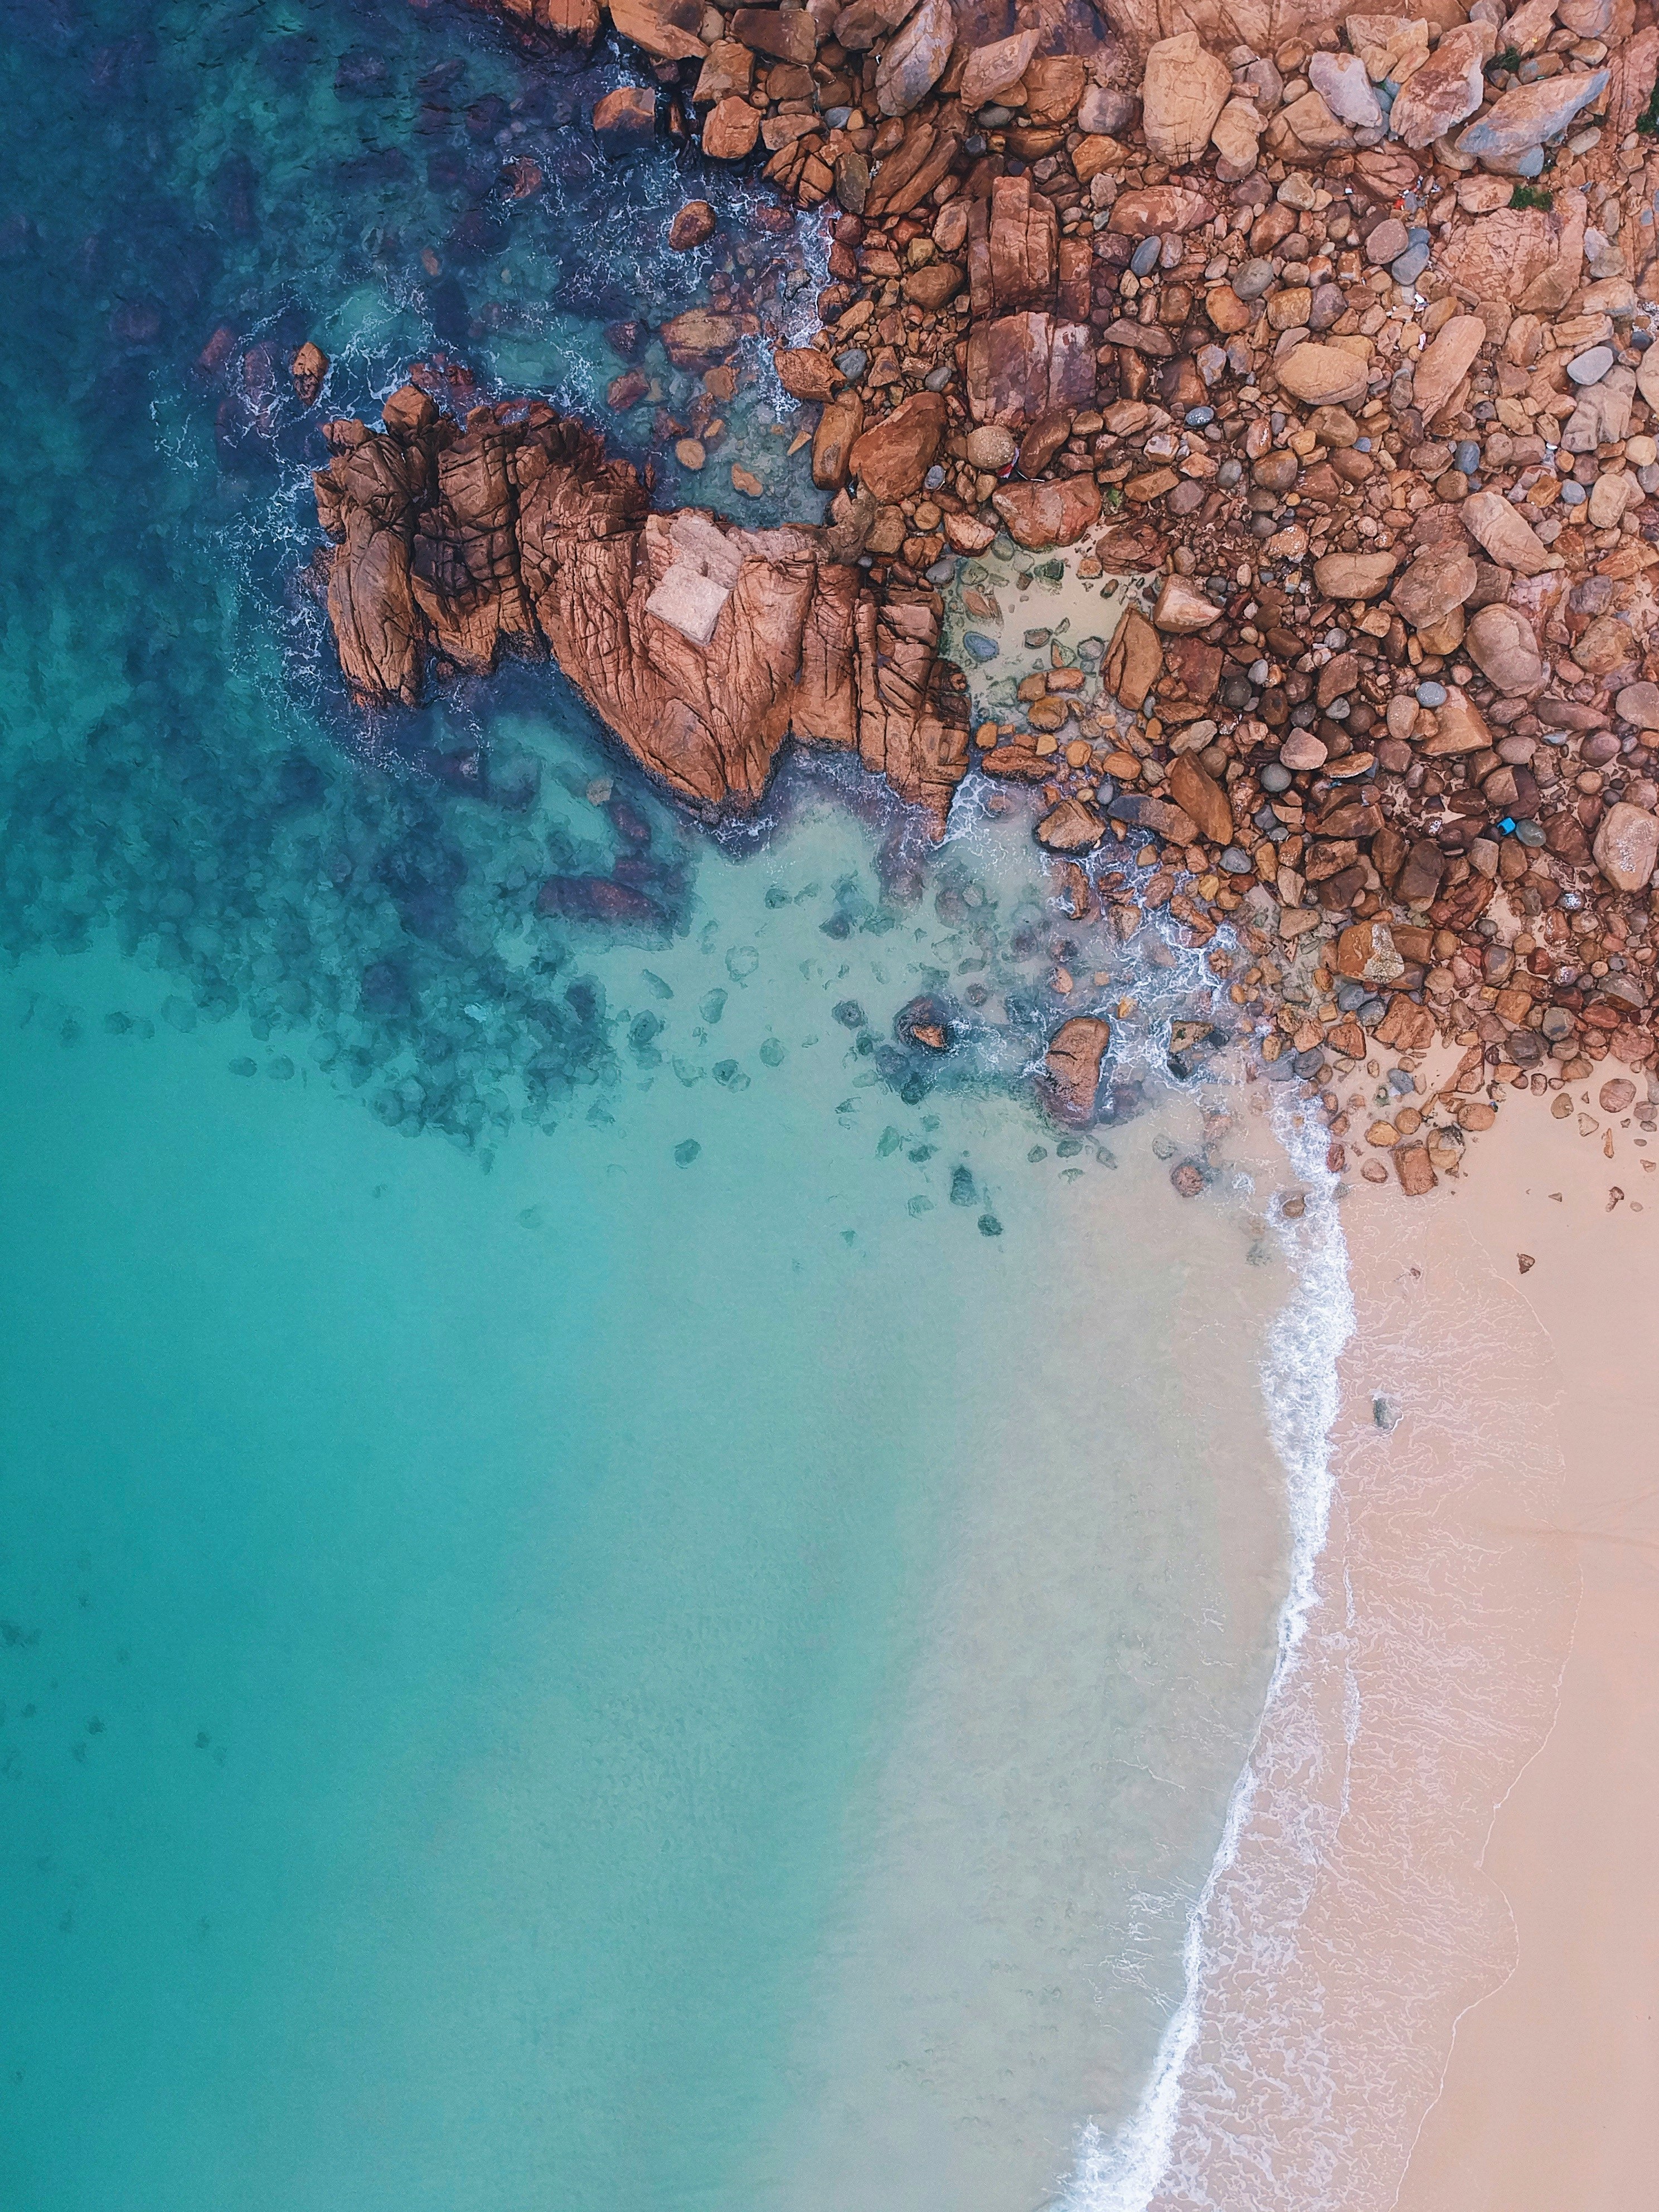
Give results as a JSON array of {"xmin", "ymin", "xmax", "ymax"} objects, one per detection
[
  {"xmin": 1141, "ymin": 32, "xmax": 1230, "ymax": 165},
  {"xmin": 1389, "ymin": 23, "xmax": 1489, "ymax": 149},
  {"xmin": 1466, "ymin": 603, "xmax": 1545, "ymax": 696},
  {"xmin": 875, "ymin": 0, "xmax": 954, "ymax": 117},
  {"xmin": 1043, "ymin": 1015, "xmax": 1111, "ymax": 1123},
  {"xmin": 1276, "ymin": 343, "xmax": 1369, "ymax": 406},
  {"xmin": 1456, "ymin": 68, "xmax": 1609, "ymax": 159},
  {"xmin": 1461, "ymin": 491, "xmax": 1559, "ymax": 578},
  {"xmin": 850, "ymin": 389, "xmax": 947, "ymax": 501},
  {"xmin": 992, "ymin": 474, "xmax": 1100, "ymax": 549},
  {"xmin": 314, "ymin": 385, "xmax": 967, "ymax": 830},
  {"xmin": 1594, "ymin": 803, "xmax": 1659, "ymax": 893}
]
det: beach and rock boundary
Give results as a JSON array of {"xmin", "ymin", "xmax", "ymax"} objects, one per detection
[{"xmin": 306, "ymin": 0, "xmax": 1659, "ymax": 1181}]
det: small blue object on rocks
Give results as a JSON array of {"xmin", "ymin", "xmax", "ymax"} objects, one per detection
[
  {"xmin": 924, "ymin": 463, "xmax": 947, "ymax": 489},
  {"xmin": 1220, "ymin": 846, "xmax": 1254, "ymax": 875},
  {"xmin": 1185, "ymin": 405, "xmax": 1214, "ymax": 426},
  {"xmin": 1415, "ymin": 679, "xmax": 1447, "ymax": 707},
  {"xmin": 962, "ymin": 632, "xmax": 999, "ymax": 663},
  {"xmin": 924, "ymin": 363, "xmax": 952, "ymax": 391},
  {"xmin": 1391, "ymin": 242, "xmax": 1430, "ymax": 286},
  {"xmin": 926, "ymin": 556, "xmax": 957, "ymax": 586},
  {"xmin": 1454, "ymin": 439, "xmax": 1479, "ymax": 476},
  {"xmin": 1131, "ymin": 236, "xmax": 1160, "ymax": 276},
  {"xmin": 835, "ymin": 348, "xmax": 868, "ymax": 380},
  {"xmin": 1561, "ymin": 479, "xmax": 1588, "ymax": 505}
]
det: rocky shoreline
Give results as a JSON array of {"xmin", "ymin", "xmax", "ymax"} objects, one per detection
[{"xmin": 310, "ymin": 0, "xmax": 1659, "ymax": 1187}]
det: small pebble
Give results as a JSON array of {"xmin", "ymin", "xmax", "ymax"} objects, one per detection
[{"xmin": 1415, "ymin": 680, "xmax": 1448, "ymax": 707}]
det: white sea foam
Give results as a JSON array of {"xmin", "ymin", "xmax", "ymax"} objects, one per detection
[
  {"xmin": 1062, "ymin": 1078, "xmax": 1576, "ymax": 2212},
  {"xmin": 1061, "ymin": 1093, "xmax": 1354, "ymax": 2212}
]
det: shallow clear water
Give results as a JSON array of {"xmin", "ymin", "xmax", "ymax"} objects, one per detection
[{"xmin": 1, "ymin": 6, "xmax": 1297, "ymax": 2206}]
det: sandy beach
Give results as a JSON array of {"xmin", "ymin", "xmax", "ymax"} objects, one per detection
[{"xmin": 1348, "ymin": 1092, "xmax": 1659, "ymax": 2210}]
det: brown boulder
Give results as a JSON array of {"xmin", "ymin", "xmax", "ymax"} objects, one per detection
[
  {"xmin": 1035, "ymin": 798, "xmax": 1107, "ymax": 853},
  {"xmin": 959, "ymin": 27, "xmax": 1039, "ymax": 109},
  {"xmin": 1105, "ymin": 608, "xmax": 1162, "ymax": 710},
  {"xmin": 992, "ymin": 474, "xmax": 1100, "ymax": 550},
  {"xmin": 1108, "ymin": 187, "xmax": 1214, "ymax": 239},
  {"xmin": 874, "ymin": 0, "xmax": 954, "ymax": 116},
  {"xmin": 667, "ymin": 200, "xmax": 717, "ymax": 251},
  {"xmin": 1388, "ymin": 22, "xmax": 1488, "ymax": 148},
  {"xmin": 1593, "ymin": 802, "xmax": 1659, "ymax": 892},
  {"xmin": 702, "ymin": 96, "xmax": 761, "ymax": 158},
  {"xmin": 1313, "ymin": 550, "xmax": 1398, "ymax": 600},
  {"xmin": 812, "ymin": 392, "xmax": 865, "ymax": 490},
  {"xmin": 985, "ymin": 174, "xmax": 1056, "ymax": 312},
  {"xmin": 1411, "ymin": 314, "xmax": 1485, "ymax": 424},
  {"xmin": 1167, "ymin": 755, "xmax": 1232, "ymax": 844},
  {"xmin": 1466, "ymin": 603, "xmax": 1544, "ymax": 695},
  {"xmin": 1391, "ymin": 544, "xmax": 1477, "ymax": 632},
  {"xmin": 592, "ymin": 86, "xmax": 658, "ymax": 142},
  {"xmin": 1438, "ymin": 210, "xmax": 1557, "ymax": 304},
  {"xmin": 1276, "ymin": 343, "xmax": 1369, "ymax": 406},
  {"xmin": 966, "ymin": 311, "xmax": 1094, "ymax": 428},
  {"xmin": 1335, "ymin": 919, "xmax": 1405, "ymax": 984},
  {"xmin": 290, "ymin": 341, "xmax": 328, "ymax": 407},
  {"xmin": 1393, "ymin": 1142, "xmax": 1438, "ymax": 1196},
  {"xmin": 1152, "ymin": 575, "xmax": 1221, "ymax": 633},
  {"xmin": 730, "ymin": 4, "xmax": 816, "ymax": 62},
  {"xmin": 610, "ymin": 0, "xmax": 707, "ymax": 60},
  {"xmin": 1044, "ymin": 1015, "xmax": 1112, "ymax": 1123},
  {"xmin": 1141, "ymin": 31, "xmax": 1231, "ymax": 164},
  {"xmin": 1461, "ymin": 491, "xmax": 1559, "ymax": 578},
  {"xmin": 659, "ymin": 309, "xmax": 743, "ymax": 367},
  {"xmin": 774, "ymin": 347, "xmax": 844, "ymax": 402},
  {"xmin": 849, "ymin": 390, "xmax": 947, "ymax": 502}
]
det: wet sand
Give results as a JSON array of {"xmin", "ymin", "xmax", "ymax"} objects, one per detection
[{"xmin": 1381, "ymin": 1092, "xmax": 1659, "ymax": 2210}]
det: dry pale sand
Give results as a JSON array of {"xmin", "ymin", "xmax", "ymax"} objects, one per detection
[{"xmin": 1349, "ymin": 1089, "xmax": 1659, "ymax": 2210}]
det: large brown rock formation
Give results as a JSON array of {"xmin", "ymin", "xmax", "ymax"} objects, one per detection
[{"xmin": 313, "ymin": 386, "xmax": 969, "ymax": 831}]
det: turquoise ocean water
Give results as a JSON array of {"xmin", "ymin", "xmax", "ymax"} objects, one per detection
[{"xmin": 0, "ymin": 4, "xmax": 1299, "ymax": 2205}]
